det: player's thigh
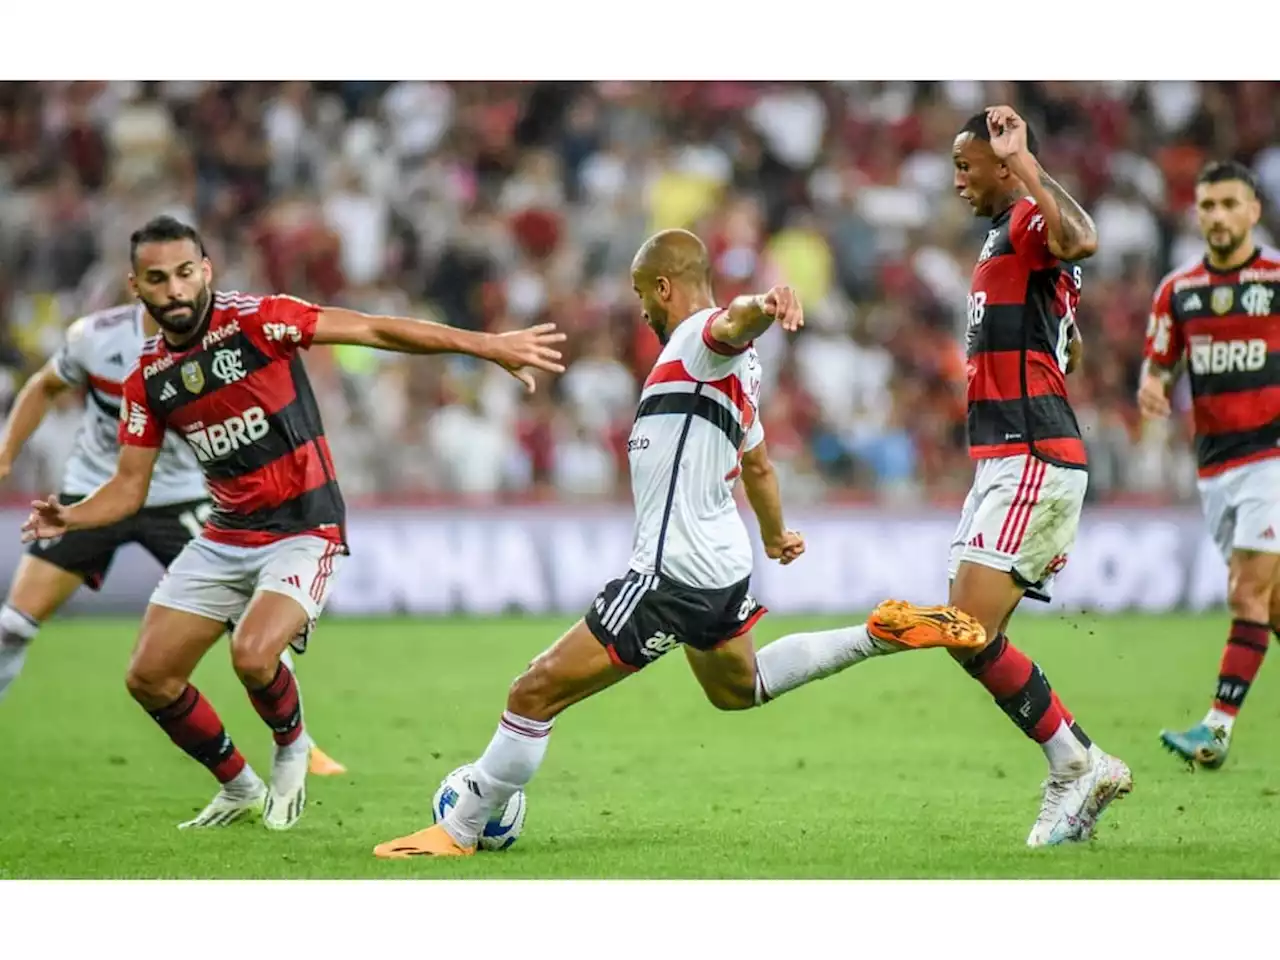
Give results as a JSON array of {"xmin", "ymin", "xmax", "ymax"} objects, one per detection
[
  {"xmin": 684, "ymin": 633, "xmax": 760, "ymax": 711},
  {"xmin": 680, "ymin": 580, "xmax": 767, "ymax": 710},
  {"xmin": 5, "ymin": 554, "xmax": 87, "ymax": 622},
  {"xmin": 20, "ymin": 509, "xmax": 125, "ymax": 607},
  {"xmin": 149, "ymin": 536, "xmax": 255, "ymax": 637},
  {"xmin": 230, "ymin": 536, "xmax": 346, "ymax": 670},
  {"xmin": 137, "ymin": 500, "xmax": 211, "ymax": 568},
  {"xmin": 511, "ymin": 618, "xmax": 630, "ymax": 721},
  {"xmin": 949, "ymin": 456, "xmax": 1086, "ymax": 650},
  {"xmin": 126, "ymin": 602, "xmax": 228, "ymax": 708}
]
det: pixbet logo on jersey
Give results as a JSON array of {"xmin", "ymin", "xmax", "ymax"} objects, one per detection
[
  {"xmin": 1188, "ymin": 335, "xmax": 1269, "ymax": 375},
  {"xmin": 183, "ymin": 406, "xmax": 269, "ymax": 462}
]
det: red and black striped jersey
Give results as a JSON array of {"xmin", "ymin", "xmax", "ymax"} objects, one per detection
[
  {"xmin": 1144, "ymin": 248, "xmax": 1280, "ymax": 478},
  {"xmin": 118, "ymin": 291, "xmax": 347, "ymax": 550},
  {"xmin": 964, "ymin": 196, "xmax": 1086, "ymax": 469}
]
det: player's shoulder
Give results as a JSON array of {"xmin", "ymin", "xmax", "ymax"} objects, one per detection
[
  {"xmin": 1009, "ymin": 195, "xmax": 1045, "ymax": 233},
  {"xmin": 1156, "ymin": 255, "xmax": 1208, "ymax": 298},
  {"xmin": 1245, "ymin": 245, "xmax": 1280, "ymax": 273},
  {"xmin": 71, "ymin": 303, "xmax": 139, "ymax": 343}
]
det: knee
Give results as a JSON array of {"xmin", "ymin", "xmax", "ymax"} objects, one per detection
[
  {"xmin": 1227, "ymin": 576, "xmax": 1271, "ymax": 623},
  {"xmin": 125, "ymin": 652, "xmax": 186, "ymax": 708},
  {"xmin": 230, "ymin": 629, "xmax": 282, "ymax": 688}
]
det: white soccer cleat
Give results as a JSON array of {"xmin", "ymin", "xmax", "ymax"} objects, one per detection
[
  {"xmin": 178, "ymin": 784, "xmax": 267, "ymax": 829},
  {"xmin": 263, "ymin": 739, "xmax": 309, "ymax": 831},
  {"xmin": 1026, "ymin": 750, "xmax": 1133, "ymax": 847}
]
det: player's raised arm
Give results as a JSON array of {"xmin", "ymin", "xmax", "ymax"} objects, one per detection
[
  {"xmin": 0, "ymin": 360, "xmax": 73, "ymax": 480},
  {"xmin": 707, "ymin": 285, "xmax": 805, "ymax": 352},
  {"xmin": 311, "ymin": 307, "xmax": 566, "ymax": 393},
  {"xmin": 986, "ymin": 105, "xmax": 1098, "ymax": 262},
  {"xmin": 740, "ymin": 441, "xmax": 804, "ymax": 565}
]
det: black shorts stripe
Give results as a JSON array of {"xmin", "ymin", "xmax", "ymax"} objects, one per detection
[{"xmin": 635, "ymin": 389, "xmax": 744, "ymax": 450}]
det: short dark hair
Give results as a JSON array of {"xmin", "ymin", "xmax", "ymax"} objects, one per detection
[
  {"xmin": 129, "ymin": 215, "xmax": 206, "ymax": 266},
  {"xmin": 1196, "ymin": 160, "xmax": 1260, "ymax": 196},
  {"xmin": 959, "ymin": 111, "xmax": 1040, "ymax": 157}
]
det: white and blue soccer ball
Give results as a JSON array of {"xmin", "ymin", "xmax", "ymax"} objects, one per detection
[{"xmin": 432, "ymin": 764, "xmax": 526, "ymax": 852}]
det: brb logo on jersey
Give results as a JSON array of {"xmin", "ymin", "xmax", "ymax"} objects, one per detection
[
  {"xmin": 183, "ymin": 407, "xmax": 270, "ymax": 462},
  {"xmin": 1188, "ymin": 335, "xmax": 1269, "ymax": 376}
]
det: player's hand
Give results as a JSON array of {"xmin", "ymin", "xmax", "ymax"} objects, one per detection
[
  {"xmin": 985, "ymin": 105, "xmax": 1031, "ymax": 162},
  {"xmin": 21, "ymin": 495, "xmax": 69, "ymax": 543},
  {"xmin": 765, "ymin": 529, "xmax": 805, "ymax": 565},
  {"xmin": 1137, "ymin": 372, "xmax": 1172, "ymax": 419},
  {"xmin": 484, "ymin": 323, "xmax": 568, "ymax": 393},
  {"xmin": 761, "ymin": 286, "xmax": 804, "ymax": 333},
  {"xmin": 0, "ymin": 457, "xmax": 12, "ymax": 483}
]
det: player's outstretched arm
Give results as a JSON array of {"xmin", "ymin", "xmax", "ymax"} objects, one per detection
[
  {"xmin": 22, "ymin": 445, "xmax": 159, "ymax": 542},
  {"xmin": 986, "ymin": 105, "xmax": 1098, "ymax": 262},
  {"xmin": 311, "ymin": 308, "xmax": 566, "ymax": 393},
  {"xmin": 708, "ymin": 285, "xmax": 804, "ymax": 350},
  {"xmin": 0, "ymin": 361, "xmax": 72, "ymax": 481},
  {"xmin": 740, "ymin": 442, "xmax": 804, "ymax": 565}
]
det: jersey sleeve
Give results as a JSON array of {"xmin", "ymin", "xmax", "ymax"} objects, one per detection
[
  {"xmin": 50, "ymin": 317, "xmax": 90, "ymax": 387},
  {"xmin": 681, "ymin": 308, "xmax": 750, "ymax": 381},
  {"xmin": 244, "ymin": 294, "xmax": 322, "ymax": 360},
  {"xmin": 744, "ymin": 415, "xmax": 765, "ymax": 453},
  {"xmin": 1143, "ymin": 275, "xmax": 1184, "ymax": 369},
  {"xmin": 117, "ymin": 365, "xmax": 165, "ymax": 448},
  {"xmin": 1009, "ymin": 198, "xmax": 1058, "ymax": 272}
]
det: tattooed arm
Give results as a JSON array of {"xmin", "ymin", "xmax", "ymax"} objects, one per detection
[
  {"xmin": 985, "ymin": 105, "xmax": 1099, "ymax": 261},
  {"xmin": 1012, "ymin": 161, "xmax": 1099, "ymax": 261}
]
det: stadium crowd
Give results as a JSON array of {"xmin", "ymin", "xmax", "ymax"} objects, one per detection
[{"xmin": 1, "ymin": 80, "xmax": 1277, "ymax": 506}]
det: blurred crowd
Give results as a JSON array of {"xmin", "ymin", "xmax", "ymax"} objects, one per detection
[{"xmin": 2, "ymin": 80, "xmax": 1277, "ymax": 506}]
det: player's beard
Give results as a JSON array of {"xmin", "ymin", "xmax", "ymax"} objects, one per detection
[
  {"xmin": 646, "ymin": 310, "xmax": 670, "ymax": 346},
  {"xmin": 1206, "ymin": 225, "xmax": 1247, "ymax": 260},
  {"xmin": 145, "ymin": 284, "xmax": 212, "ymax": 339}
]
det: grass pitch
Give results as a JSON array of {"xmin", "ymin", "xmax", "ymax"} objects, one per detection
[{"xmin": 1, "ymin": 612, "xmax": 1277, "ymax": 879}]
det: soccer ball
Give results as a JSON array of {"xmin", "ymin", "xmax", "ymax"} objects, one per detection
[{"xmin": 432, "ymin": 764, "xmax": 526, "ymax": 852}]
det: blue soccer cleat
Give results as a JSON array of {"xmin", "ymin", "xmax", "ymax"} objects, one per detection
[{"xmin": 1159, "ymin": 722, "xmax": 1229, "ymax": 770}]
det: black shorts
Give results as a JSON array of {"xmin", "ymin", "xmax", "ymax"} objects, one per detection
[
  {"xmin": 584, "ymin": 570, "xmax": 767, "ymax": 672},
  {"xmin": 27, "ymin": 494, "xmax": 212, "ymax": 591}
]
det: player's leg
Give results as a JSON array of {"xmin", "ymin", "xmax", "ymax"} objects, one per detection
[
  {"xmin": 126, "ymin": 602, "xmax": 267, "ymax": 827},
  {"xmin": 0, "ymin": 555, "xmax": 87, "ymax": 702},
  {"xmin": 375, "ymin": 575, "xmax": 644, "ymax": 858},
  {"xmin": 228, "ymin": 535, "xmax": 346, "ymax": 830},
  {"xmin": 947, "ymin": 456, "xmax": 1130, "ymax": 846},
  {"xmin": 1161, "ymin": 464, "xmax": 1280, "ymax": 767},
  {"xmin": 138, "ymin": 537, "xmax": 268, "ymax": 827},
  {"xmin": 683, "ymin": 592, "xmax": 986, "ymax": 711},
  {"xmin": 139, "ymin": 502, "xmax": 346, "ymax": 778}
]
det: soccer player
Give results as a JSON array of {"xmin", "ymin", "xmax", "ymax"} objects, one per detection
[
  {"xmin": 950, "ymin": 105, "xmax": 1131, "ymax": 845},
  {"xmin": 0, "ymin": 301, "xmax": 345, "ymax": 774},
  {"xmin": 1139, "ymin": 161, "xmax": 1280, "ymax": 769},
  {"xmin": 372, "ymin": 228, "xmax": 989, "ymax": 859},
  {"xmin": 20, "ymin": 215, "xmax": 566, "ymax": 831}
]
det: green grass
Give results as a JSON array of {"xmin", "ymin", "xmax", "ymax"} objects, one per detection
[{"xmin": 1, "ymin": 612, "xmax": 1278, "ymax": 879}]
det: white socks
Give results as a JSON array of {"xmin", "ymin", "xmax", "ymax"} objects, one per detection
[
  {"xmin": 443, "ymin": 711, "xmax": 553, "ymax": 846},
  {"xmin": 1204, "ymin": 707, "xmax": 1236, "ymax": 738},
  {"xmin": 753, "ymin": 624, "xmax": 888, "ymax": 704},
  {"xmin": 1043, "ymin": 720, "xmax": 1091, "ymax": 777},
  {"xmin": 0, "ymin": 605, "xmax": 40, "ymax": 703}
]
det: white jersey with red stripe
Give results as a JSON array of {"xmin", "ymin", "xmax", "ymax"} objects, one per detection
[
  {"xmin": 50, "ymin": 304, "xmax": 208, "ymax": 507},
  {"xmin": 626, "ymin": 307, "xmax": 765, "ymax": 590}
]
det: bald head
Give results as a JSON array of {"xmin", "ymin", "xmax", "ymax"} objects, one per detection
[
  {"xmin": 629, "ymin": 229, "xmax": 716, "ymax": 346},
  {"xmin": 631, "ymin": 229, "xmax": 712, "ymax": 287}
]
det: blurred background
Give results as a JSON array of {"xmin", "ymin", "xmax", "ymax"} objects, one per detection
[{"xmin": 2, "ymin": 80, "xmax": 1277, "ymax": 508}]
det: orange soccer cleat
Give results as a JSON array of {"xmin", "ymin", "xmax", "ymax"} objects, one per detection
[
  {"xmin": 867, "ymin": 600, "xmax": 988, "ymax": 652},
  {"xmin": 308, "ymin": 744, "xmax": 347, "ymax": 776},
  {"xmin": 374, "ymin": 823, "xmax": 476, "ymax": 859}
]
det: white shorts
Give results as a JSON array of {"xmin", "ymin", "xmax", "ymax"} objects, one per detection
[
  {"xmin": 149, "ymin": 534, "xmax": 346, "ymax": 630},
  {"xmin": 947, "ymin": 454, "xmax": 1089, "ymax": 603},
  {"xmin": 1196, "ymin": 457, "xmax": 1280, "ymax": 564}
]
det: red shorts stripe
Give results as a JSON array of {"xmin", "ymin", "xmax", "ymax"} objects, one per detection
[
  {"xmin": 309, "ymin": 541, "xmax": 341, "ymax": 604},
  {"xmin": 1005, "ymin": 459, "xmax": 1047, "ymax": 555},
  {"xmin": 996, "ymin": 457, "xmax": 1035, "ymax": 553}
]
